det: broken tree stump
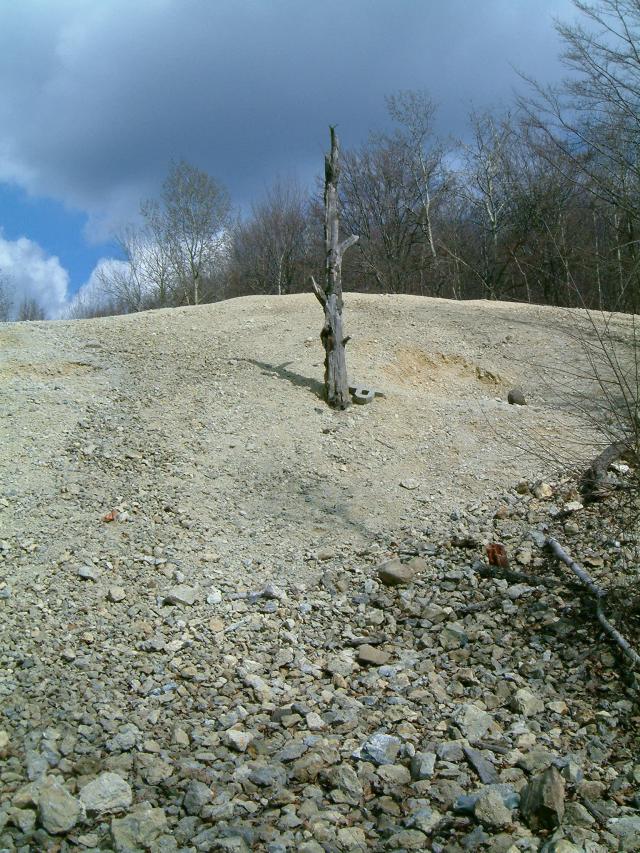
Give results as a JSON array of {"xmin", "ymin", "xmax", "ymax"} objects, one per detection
[{"xmin": 311, "ymin": 126, "xmax": 359, "ymax": 409}]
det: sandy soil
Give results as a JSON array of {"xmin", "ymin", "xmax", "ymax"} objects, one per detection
[{"xmin": 0, "ymin": 293, "xmax": 626, "ymax": 585}]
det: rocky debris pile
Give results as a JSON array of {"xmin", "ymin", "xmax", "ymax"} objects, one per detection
[{"xmin": 1, "ymin": 465, "xmax": 639, "ymax": 852}]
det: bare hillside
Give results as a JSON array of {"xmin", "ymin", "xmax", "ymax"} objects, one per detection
[
  {"xmin": 1, "ymin": 294, "xmax": 638, "ymax": 853},
  {"xmin": 0, "ymin": 294, "xmax": 611, "ymax": 578}
]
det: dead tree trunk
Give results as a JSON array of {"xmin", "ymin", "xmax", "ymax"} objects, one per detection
[{"xmin": 311, "ymin": 127, "xmax": 359, "ymax": 409}]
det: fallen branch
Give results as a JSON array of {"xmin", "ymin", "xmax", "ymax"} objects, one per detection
[
  {"xmin": 476, "ymin": 562, "xmax": 569, "ymax": 590},
  {"xmin": 457, "ymin": 596, "xmax": 504, "ymax": 614},
  {"xmin": 545, "ymin": 536, "xmax": 640, "ymax": 668}
]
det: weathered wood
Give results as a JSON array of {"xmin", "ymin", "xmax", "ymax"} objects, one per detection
[
  {"xmin": 311, "ymin": 127, "xmax": 359, "ymax": 409},
  {"xmin": 476, "ymin": 562, "xmax": 568, "ymax": 589},
  {"xmin": 581, "ymin": 440, "xmax": 631, "ymax": 501}
]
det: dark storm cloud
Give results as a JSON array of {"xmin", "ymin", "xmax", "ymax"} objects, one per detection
[{"xmin": 0, "ymin": 0, "xmax": 577, "ymax": 237}]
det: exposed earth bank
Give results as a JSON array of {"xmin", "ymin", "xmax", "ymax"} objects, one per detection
[{"xmin": 1, "ymin": 294, "xmax": 638, "ymax": 852}]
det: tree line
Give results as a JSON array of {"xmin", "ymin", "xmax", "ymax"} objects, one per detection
[
  {"xmin": 2, "ymin": 0, "xmax": 638, "ymax": 321},
  {"xmin": 0, "ymin": 274, "xmax": 47, "ymax": 322}
]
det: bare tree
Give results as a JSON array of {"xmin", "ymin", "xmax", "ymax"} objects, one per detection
[
  {"xmin": 448, "ymin": 111, "xmax": 523, "ymax": 300},
  {"xmin": 337, "ymin": 94, "xmax": 450, "ymax": 296},
  {"xmin": 97, "ymin": 225, "xmax": 174, "ymax": 312},
  {"xmin": 90, "ymin": 160, "xmax": 231, "ymax": 313},
  {"xmin": 519, "ymin": 0, "xmax": 640, "ymax": 312},
  {"xmin": 17, "ymin": 296, "xmax": 46, "ymax": 321},
  {"xmin": 143, "ymin": 159, "xmax": 232, "ymax": 306},
  {"xmin": 65, "ymin": 276, "xmax": 125, "ymax": 319},
  {"xmin": 232, "ymin": 177, "xmax": 310, "ymax": 295},
  {"xmin": 339, "ymin": 134, "xmax": 426, "ymax": 293},
  {"xmin": 386, "ymin": 90, "xmax": 452, "ymax": 293},
  {"xmin": 0, "ymin": 271, "xmax": 13, "ymax": 321},
  {"xmin": 311, "ymin": 127, "xmax": 359, "ymax": 409}
]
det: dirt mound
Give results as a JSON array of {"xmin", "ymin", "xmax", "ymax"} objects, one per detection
[
  {"xmin": 1, "ymin": 294, "xmax": 638, "ymax": 851},
  {"xmin": 0, "ymin": 293, "xmax": 614, "ymax": 570}
]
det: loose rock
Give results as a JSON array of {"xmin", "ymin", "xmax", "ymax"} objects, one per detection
[
  {"xmin": 452, "ymin": 704, "xmax": 493, "ymax": 742},
  {"xmin": 519, "ymin": 766, "xmax": 565, "ymax": 831},
  {"xmin": 356, "ymin": 643, "xmax": 390, "ymax": 666},
  {"xmin": 507, "ymin": 388, "xmax": 527, "ymax": 405},
  {"xmin": 163, "ymin": 585, "xmax": 198, "ymax": 606},
  {"xmin": 377, "ymin": 558, "xmax": 415, "ymax": 586},
  {"xmin": 79, "ymin": 772, "xmax": 133, "ymax": 815},
  {"xmin": 37, "ymin": 780, "xmax": 83, "ymax": 834},
  {"xmin": 110, "ymin": 804, "xmax": 167, "ymax": 852}
]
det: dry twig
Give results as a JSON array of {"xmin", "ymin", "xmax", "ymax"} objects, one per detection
[{"xmin": 545, "ymin": 536, "xmax": 640, "ymax": 668}]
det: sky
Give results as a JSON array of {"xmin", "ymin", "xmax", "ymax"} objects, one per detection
[{"xmin": 0, "ymin": 0, "xmax": 578, "ymax": 318}]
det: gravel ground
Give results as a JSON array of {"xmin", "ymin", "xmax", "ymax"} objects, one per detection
[{"xmin": 1, "ymin": 293, "xmax": 639, "ymax": 852}]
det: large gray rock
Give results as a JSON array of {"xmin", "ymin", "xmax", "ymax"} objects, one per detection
[
  {"xmin": 163, "ymin": 585, "xmax": 198, "ymax": 606},
  {"xmin": 454, "ymin": 784, "xmax": 520, "ymax": 815},
  {"xmin": 183, "ymin": 780, "xmax": 212, "ymax": 816},
  {"xmin": 411, "ymin": 751, "xmax": 436, "ymax": 780},
  {"xmin": 436, "ymin": 740, "xmax": 464, "ymax": 762},
  {"xmin": 77, "ymin": 564, "xmax": 99, "ymax": 581},
  {"xmin": 517, "ymin": 750, "xmax": 557, "ymax": 773},
  {"xmin": 360, "ymin": 733, "xmax": 401, "ymax": 766},
  {"xmin": 385, "ymin": 829, "xmax": 427, "ymax": 849},
  {"xmin": 357, "ymin": 644, "xmax": 390, "ymax": 666},
  {"xmin": 519, "ymin": 766, "xmax": 565, "ymax": 830},
  {"xmin": 107, "ymin": 724, "xmax": 140, "ymax": 753},
  {"xmin": 512, "ymin": 687, "xmax": 544, "ymax": 716},
  {"xmin": 324, "ymin": 763, "xmax": 363, "ymax": 804},
  {"xmin": 378, "ymin": 763, "xmax": 412, "ymax": 785},
  {"xmin": 406, "ymin": 806, "xmax": 442, "ymax": 834},
  {"xmin": 13, "ymin": 807, "xmax": 37, "ymax": 833},
  {"xmin": 474, "ymin": 788, "xmax": 512, "ymax": 828},
  {"xmin": 110, "ymin": 804, "xmax": 167, "ymax": 852},
  {"xmin": 439, "ymin": 622, "xmax": 469, "ymax": 650},
  {"xmin": 223, "ymin": 729, "xmax": 254, "ymax": 752},
  {"xmin": 451, "ymin": 703, "xmax": 493, "ymax": 742},
  {"xmin": 108, "ymin": 586, "xmax": 127, "ymax": 602},
  {"xmin": 508, "ymin": 388, "xmax": 527, "ymax": 405},
  {"xmin": 606, "ymin": 816, "xmax": 640, "ymax": 852},
  {"xmin": 325, "ymin": 652, "xmax": 355, "ymax": 677},
  {"xmin": 141, "ymin": 758, "xmax": 173, "ymax": 785},
  {"xmin": 38, "ymin": 780, "xmax": 83, "ymax": 834},
  {"xmin": 463, "ymin": 746, "xmax": 498, "ymax": 784},
  {"xmin": 80, "ymin": 772, "xmax": 132, "ymax": 815},
  {"xmin": 337, "ymin": 827, "xmax": 368, "ymax": 849},
  {"xmin": 248, "ymin": 762, "xmax": 288, "ymax": 787}
]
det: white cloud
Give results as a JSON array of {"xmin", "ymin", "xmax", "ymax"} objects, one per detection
[{"xmin": 0, "ymin": 231, "xmax": 69, "ymax": 319}]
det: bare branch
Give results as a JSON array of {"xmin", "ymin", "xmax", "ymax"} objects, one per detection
[
  {"xmin": 338, "ymin": 234, "xmax": 359, "ymax": 256},
  {"xmin": 310, "ymin": 274, "xmax": 326, "ymax": 306},
  {"xmin": 545, "ymin": 536, "xmax": 640, "ymax": 668}
]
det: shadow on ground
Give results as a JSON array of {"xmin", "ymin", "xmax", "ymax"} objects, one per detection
[{"xmin": 243, "ymin": 358, "xmax": 325, "ymax": 400}]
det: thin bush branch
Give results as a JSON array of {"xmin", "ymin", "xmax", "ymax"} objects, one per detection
[{"xmin": 545, "ymin": 535, "xmax": 640, "ymax": 668}]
